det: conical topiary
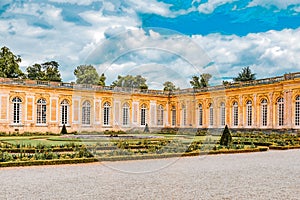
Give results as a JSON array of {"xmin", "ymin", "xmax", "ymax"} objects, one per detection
[
  {"xmin": 220, "ymin": 125, "xmax": 232, "ymax": 146},
  {"xmin": 60, "ymin": 124, "xmax": 68, "ymax": 134},
  {"xmin": 144, "ymin": 123, "xmax": 150, "ymax": 133}
]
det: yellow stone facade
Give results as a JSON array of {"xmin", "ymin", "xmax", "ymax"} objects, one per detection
[{"xmin": 1, "ymin": 72, "xmax": 300, "ymax": 134}]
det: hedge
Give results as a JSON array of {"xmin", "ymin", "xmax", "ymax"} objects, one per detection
[{"xmin": 0, "ymin": 158, "xmax": 98, "ymax": 168}]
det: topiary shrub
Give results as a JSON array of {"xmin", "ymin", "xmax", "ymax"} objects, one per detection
[
  {"xmin": 60, "ymin": 124, "xmax": 68, "ymax": 135},
  {"xmin": 220, "ymin": 125, "xmax": 232, "ymax": 147},
  {"xmin": 144, "ymin": 123, "xmax": 150, "ymax": 133}
]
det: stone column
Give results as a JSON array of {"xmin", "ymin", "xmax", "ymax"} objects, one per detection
[
  {"xmin": 239, "ymin": 95, "xmax": 243, "ymax": 128},
  {"xmin": 268, "ymin": 92, "xmax": 273, "ymax": 128},
  {"xmin": 253, "ymin": 94, "xmax": 257, "ymax": 128},
  {"xmin": 285, "ymin": 90, "xmax": 292, "ymax": 128}
]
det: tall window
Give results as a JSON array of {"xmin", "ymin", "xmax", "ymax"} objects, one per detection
[
  {"xmin": 182, "ymin": 104, "xmax": 187, "ymax": 126},
  {"xmin": 220, "ymin": 102, "xmax": 225, "ymax": 126},
  {"xmin": 157, "ymin": 105, "xmax": 164, "ymax": 126},
  {"xmin": 12, "ymin": 97, "xmax": 22, "ymax": 124},
  {"xmin": 82, "ymin": 100, "xmax": 91, "ymax": 125},
  {"xmin": 246, "ymin": 100, "xmax": 252, "ymax": 126},
  {"xmin": 278, "ymin": 98, "xmax": 284, "ymax": 126},
  {"xmin": 122, "ymin": 103, "xmax": 130, "ymax": 126},
  {"xmin": 198, "ymin": 104, "xmax": 203, "ymax": 126},
  {"xmin": 233, "ymin": 101, "xmax": 238, "ymax": 126},
  {"xmin": 140, "ymin": 104, "xmax": 147, "ymax": 126},
  {"xmin": 103, "ymin": 102, "xmax": 110, "ymax": 126},
  {"xmin": 60, "ymin": 99, "xmax": 69, "ymax": 125},
  {"xmin": 296, "ymin": 96, "xmax": 300, "ymax": 126},
  {"xmin": 37, "ymin": 98, "xmax": 46, "ymax": 124},
  {"xmin": 261, "ymin": 99, "xmax": 268, "ymax": 127},
  {"xmin": 172, "ymin": 106, "xmax": 176, "ymax": 126},
  {"xmin": 209, "ymin": 103, "xmax": 214, "ymax": 126}
]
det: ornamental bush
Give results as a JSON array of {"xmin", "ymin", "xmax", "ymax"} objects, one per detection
[
  {"xmin": 220, "ymin": 125, "xmax": 232, "ymax": 147},
  {"xmin": 60, "ymin": 124, "xmax": 68, "ymax": 134}
]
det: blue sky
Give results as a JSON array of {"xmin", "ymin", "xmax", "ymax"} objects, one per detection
[{"xmin": 1, "ymin": 0, "xmax": 300, "ymax": 88}]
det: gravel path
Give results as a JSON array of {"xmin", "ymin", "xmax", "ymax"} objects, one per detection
[{"xmin": 0, "ymin": 150, "xmax": 299, "ymax": 200}]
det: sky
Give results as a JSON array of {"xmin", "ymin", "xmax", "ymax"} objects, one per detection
[{"xmin": 1, "ymin": 0, "xmax": 300, "ymax": 89}]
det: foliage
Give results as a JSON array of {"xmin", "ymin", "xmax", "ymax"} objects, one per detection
[
  {"xmin": 0, "ymin": 46, "xmax": 24, "ymax": 78},
  {"xmin": 26, "ymin": 61, "xmax": 62, "ymax": 82},
  {"xmin": 233, "ymin": 66, "xmax": 256, "ymax": 82},
  {"xmin": 220, "ymin": 125, "xmax": 232, "ymax": 146},
  {"xmin": 60, "ymin": 124, "xmax": 68, "ymax": 134},
  {"xmin": 144, "ymin": 123, "xmax": 150, "ymax": 133},
  {"xmin": 111, "ymin": 74, "xmax": 148, "ymax": 89},
  {"xmin": 222, "ymin": 80, "xmax": 231, "ymax": 86},
  {"xmin": 74, "ymin": 65, "xmax": 105, "ymax": 85},
  {"xmin": 190, "ymin": 73, "xmax": 212, "ymax": 88},
  {"xmin": 98, "ymin": 73, "xmax": 106, "ymax": 86},
  {"xmin": 163, "ymin": 81, "xmax": 179, "ymax": 91}
]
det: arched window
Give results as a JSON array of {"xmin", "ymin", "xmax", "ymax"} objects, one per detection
[
  {"xmin": 60, "ymin": 99, "xmax": 69, "ymax": 125},
  {"xmin": 261, "ymin": 99, "xmax": 268, "ymax": 127},
  {"xmin": 182, "ymin": 104, "xmax": 187, "ymax": 126},
  {"xmin": 296, "ymin": 96, "xmax": 300, "ymax": 126},
  {"xmin": 246, "ymin": 100, "xmax": 252, "ymax": 126},
  {"xmin": 140, "ymin": 104, "xmax": 147, "ymax": 126},
  {"xmin": 37, "ymin": 98, "xmax": 46, "ymax": 124},
  {"xmin": 122, "ymin": 103, "xmax": 129, "ymax": 126},
  {"xmin": 220, "ymin": 102, "xmax": 225, "ymax": 126},
  {"xmin": 157, "ymin": 105, "xmax": 164, "ymax": 126},
  {"xmin": 12, "ymin": 97, "xmax": 22, "ymax": 124},
  {"xmin": 82, "ymin": 100, "xmax": 91, "ymax": 125},
  {"xmin": 171, "ymin": 106, "xmax": 176, "ymax": 126},
  {"xmin": 277, "ymin": 98, "xmax": 284, "ymax": 126},
  {"xmin": 198, "ymin": 104, "xmax": 203, "ymax": 126},
  {"xmin": 209, "ymin": 103, "xmax": 214, "ymax": 126},
  {"xmin": 232, "ymin": 101, "xmax": 238, "ymax": 127},
  {"xmin": 103, "ymin": 102, "xmax": 110, "ymax": 126}
]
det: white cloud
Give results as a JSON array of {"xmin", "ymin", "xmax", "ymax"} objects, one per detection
[
  {"xmin": 247, "ymin": 0, "xmax": 300, "ymax": 9},
  {"xmin": 197, "ymin": 0, "xmax": 238, "ymax": 14},
  {"xmin": 127, "ymin": 0, "xmax": 173, "ymax": 16},
  {"xmin": 48, "ymin": 0, "xmax": 100, "ymax": 6},
  {"xmin": 192, "ymin": 28, "xmax": 300, "ymax": 81},
  {"xmin": 85, "ymin": 28, "xmax": 214, "ymax": 89}
]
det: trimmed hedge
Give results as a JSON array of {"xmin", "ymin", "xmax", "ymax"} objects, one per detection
[
  {"xmin": 97, "ymin": 147, "xmax": 269, "ymax": 162},
  {"xmin": 0, "ymin": 158, "xmax": 98, "ymax": 168},
  {"xmin": 269, "ymin": 145, "xmax": 300, "ymax": 150}
]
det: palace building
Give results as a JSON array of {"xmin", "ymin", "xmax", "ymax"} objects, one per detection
[{"xmin": 1, "ymin": 72, "xmax": 300, "ymax": 134}]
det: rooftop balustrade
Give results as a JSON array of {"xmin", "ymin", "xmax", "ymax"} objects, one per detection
[{"xmin": 1, "ymin": 71, "xmax": 300, "ymax": 95}]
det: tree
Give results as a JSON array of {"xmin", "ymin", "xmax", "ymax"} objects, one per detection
[
  {"xmin": 111, "ymin": 75, "xmax": 148, "ymax": 89},
  {"xmin": 0, "ymin": 46, "xmax": 24, "ymax": 78},
  {"xmin": 190, "ymin": 73, "xmax": 212, "ymax": 89},
  {"xmin": 42, "ymin": 61, "xmax": 62, "ymax": 82},
  {"xmin": 26, "ymin": 61, "xmax": 62, "ymax": 82},
  {"xmin": 143, "ymin": 123, "xmax": 150, "ymax": 133},
  {"xmin": 163, "ymin": 81, "xmax": 179, "ymax": 92},
  {"xmin": 220, "ymin": 125, "xmax": 232, "ymax": 146},
  {"xmin": 60, "ymin": 124, "xmax": 68, "ymax": 134},
  {"xmin": 200, "ymin": 73, "xmax": 212, "ymax": 87},
  {"xmin": 233, "ymin": 66, "xmax": 256, "ymax": 82},
  {"xmin": 98, "ymin": 73, "xmax": 106, "ymax": 86},
  {"xmin": 74, "ymin": 65, "xmax": 101, "ymax": 85},
  {"xmin": 26, "ymin": 63, "xmax": 44, "ymax": 80}
]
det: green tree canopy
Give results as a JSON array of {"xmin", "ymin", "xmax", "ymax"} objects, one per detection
[
  {"xmin": 233, "ymin": 66, "xmax": 256, "ymax": 82},
  {"xmin": 0, "ymin": 46, "xmax": 24, "ymax": 78},
  {"xmin": 190, "ymin": 73, "xmax": 212, "ymax": 89},
  {"xmin": 163, "ymin": 81, "xmax": 179, "ymax": 92},
  {"xmin": 74, "ymin": 65, "xmax": 105, "ymax": 85},
  {"xmin": 111, "ymin": 75, "xmax": 148, "ymax": 89},
  {"xmin": 26, "ymin": 61, "xmax": 62, "ymax": 82},
  {"xmin": 98, "ymin": 73, "xmax": 106, "ymax": 86}
]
